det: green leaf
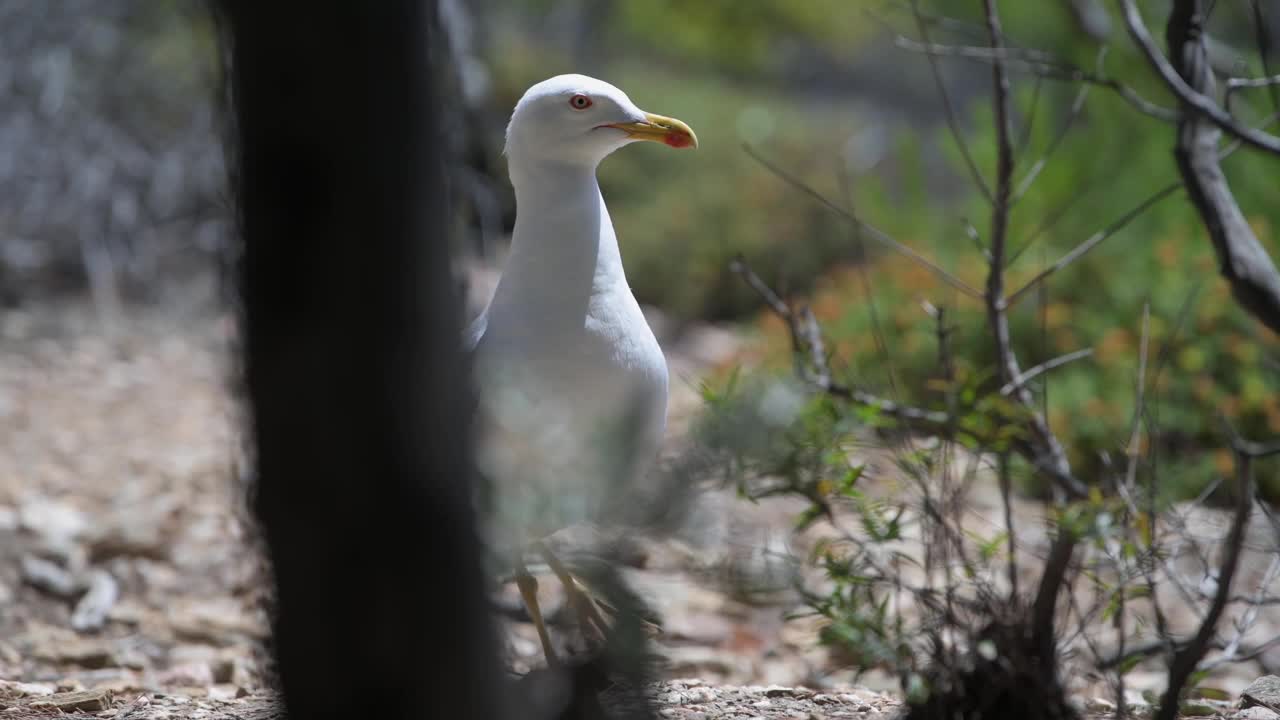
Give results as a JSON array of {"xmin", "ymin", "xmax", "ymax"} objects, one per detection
[
  {"xmin": 977, "ymin": 531, "xmax": 1009, "ymax": 561},
  {"xmin": 795, "ymin": 504, "xmax": 824, "ymax": 531},
  {"xmin": 1189, "ymin": 687, "xmax": 1230, "ymax": 701},
  {"xmin": 839, "ymin": 465, "xmax": 865, "ymax": 496},
  {"xmin": 1116, "ymin": 654, "xmax": 1143, "ymax": 676}
]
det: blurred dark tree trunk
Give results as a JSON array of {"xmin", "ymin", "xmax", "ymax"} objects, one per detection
[{"xmin": 217, "ymin": 1, "xmax": 505, "ymax": 718}]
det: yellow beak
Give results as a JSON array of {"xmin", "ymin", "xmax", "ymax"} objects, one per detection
[{"xmin": 601, "ymin": 112, "xmax": 698, "ymax": 149}]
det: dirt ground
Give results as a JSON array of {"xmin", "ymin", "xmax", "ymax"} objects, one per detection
[{"xmin": 1, "ymin": 270, "xmax": 1277, "ymax": 719}]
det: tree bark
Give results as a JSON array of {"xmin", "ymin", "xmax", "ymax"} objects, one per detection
[
  {"xmin": 218, "ymin": 2, "xmax": 505, "ymax": 718},
  {"xmin": 1166, "ymin": 0, "xmax": 1280, "ymax": 335}
]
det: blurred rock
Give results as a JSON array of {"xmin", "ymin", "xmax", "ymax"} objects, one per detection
[
  {"xmin": 0, "ymin": 641, "xmax": 20, "ymax": 666},
  {"xmin": 70, "ymin": 569, "xmax": 118, "ymax": 632},
  {"xmin": 661, "ymin": 645, "xmax": 747, "ymax": 682},
  {"xmin": 661, "ymin": 612, "xmax": 734, "ymax": 646},
  {"xmin": 1243, "ymin": 676, "xmax": 1280, "ymax": 714},
  {"xmin": 30, "ymin": 636, "xmax": 114, "ymax": 669},
  {"xmin": 27, "ymin": 688, "xmax": 111, "ymax": 712},
  {"xmin": 157, "ymin": 661, "xmax": 214, "ymax": 688},
  {"xmin": 208, "ymin": 684, "xmax": 245, "ymax": 701},
  {"xmin": 20, "ymin": 553, "xmax": 78, "ymax": 597},
  {"xmin": 17, "ymin": 497, "xmax": 88, "ymax": 557},
  {"xmin": 167, "ymin": 599, "xmax": 267, "ymax": 645},
  {"xmin": 86, "ymin": 504, "xmax": 175, "ymax": 562},
  {"xmin": 0, "ymin": 680, "xmax": 55, "ymax": 697}
]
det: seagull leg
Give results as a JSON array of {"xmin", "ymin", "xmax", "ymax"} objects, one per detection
[
  {"xmin": 534, "ymin": 541, "xmax": 611, "ymax": 647},
  {"xmin": 514, "ymin": 561, "xmax": 559, "ymax": 667}
]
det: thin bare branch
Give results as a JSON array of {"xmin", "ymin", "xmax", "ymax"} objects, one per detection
[
  {"xmin": 1124, "ymin": 304, "xmax": 1151, "ymax": 493},
  {"xmin": 1102, "ymin": 634, "xmax": 1280, "ymax": 670},
  {"xmin": 1014, "ymin": 80, "xmax": 1090, "ymax": 202},
  {"xmin": 732, "ymin": 254, "xmax": 791, "ymax": 318},
  {"xmin": 1004, "ymin": 106, "xmax": 1268, "ymax": 268},
  {"xmin": 984, "ymin": 0, "xmax": 1074, "ymax": 488},
  {"xmin": 998, "ymin": 453, "xmax": 1017, "ymax": 598},
  {"xmin": 1015, "ymin": 74, "xmax": 1045, "ymax": 161},
  {"xmin": 1007, "ymin": 183, "xmax": 1182, "ymax": 305},
  {"xmin": 728, "ymin": 256, "xmax": 952, "ymax": 429},
  {"xmin": 998, "ymin": 348, "xmax": 1094, "ymax": 396},
  {"xmin": 1248, "ymin": 0, "xmax": 1279, "ymax": 114},
  {"xmin": 1155, "ymin": 422, "xmax": 1255, "ymax": 720},
  {"xmin": 877, "ymin": 0, "xmax": 989, "ymax": 43},
  {"xmin": 907, "ymin": 0, "xmax": 993, "ymax": 202},
  {"xmin": 891, "ymin": 36, "xmax": 1177, "ymax": 122},
  {"xmin": 1226, "ymin": 74, "xmax": 1280, "ymax": 93},
  {"xmin": 892, "ymin": 37, "xmax": 1060, "ymax": 67},
  {"xmin": 1235, "ymin": 440, "xmax": 1280, "ymax": 459},
  {"xmin": 962, "ymin": 219, "xmax": 990, "ymax": 261},
  {"xmin": 1200, "ymin": 632, "xmax": 1280, "ymax": 671},
  {"xmin": 731, "ymin": 255, "xmax": 1094, "ymax": 503},
  {"xmin": 1033, "ymin": 531, "xmax": 1078, "ymax": 666},
  {"xmin": 837, "ymin": 166, "xmax": 904, "ymax": 400},
  {"xmin": 985, "ymin": 0, "xmax": 1014, "ymax": 313},
  {"xmin": 742, "ymin": 144, "xmax": 984, "ymax": 300}
]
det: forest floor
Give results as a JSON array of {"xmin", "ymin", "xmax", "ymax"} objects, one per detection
[{"xmin": 0, "ymin": 267, "xmax": 1276, "ymax": 719}]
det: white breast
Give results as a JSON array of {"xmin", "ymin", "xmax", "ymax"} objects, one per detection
[{"xmin": 472, "ymin": 282, "xmax": 668, "ymax": 553}]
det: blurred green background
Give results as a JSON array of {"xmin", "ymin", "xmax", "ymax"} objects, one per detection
[
  {"xmin": 473, "ymin": 0, "xmax": 1280, "ymax": 500},
  {"xmin": 4, "ymin": 0, "xmax": 1276, "ymax": 501}
]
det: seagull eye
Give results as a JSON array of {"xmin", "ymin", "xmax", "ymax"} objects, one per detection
[{"xmin": 569, "ymin": 94, "xmax": 593, "ymax": 110}]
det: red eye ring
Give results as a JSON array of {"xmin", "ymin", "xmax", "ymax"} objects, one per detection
[{"xmin": 569, "ymin": 94, "xmax": 593, "ymax": 110}]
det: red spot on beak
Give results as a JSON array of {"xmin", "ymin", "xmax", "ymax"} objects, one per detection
[{"xmin": 664, "ymin": 132, "xmax": 692, "ymax": 149}]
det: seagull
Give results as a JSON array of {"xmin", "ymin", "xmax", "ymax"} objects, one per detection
[{"xmin": 464, "ymin": 74, "xmax": 697, "ymax": 666}]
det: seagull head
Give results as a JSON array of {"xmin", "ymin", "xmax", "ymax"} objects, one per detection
[{"xmin": 504, "ymin": 74, "xmax": 698, "ymax": 169}]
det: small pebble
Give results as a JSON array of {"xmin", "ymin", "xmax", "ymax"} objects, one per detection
[
  {"xmin": 685, "ymin": 687, "xmax": 714, "ymax": 703},
  {"xmin": 1085, "ymin": 697, "xmax": 1115, "ymax": 713}
]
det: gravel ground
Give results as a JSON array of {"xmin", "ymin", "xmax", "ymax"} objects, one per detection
[{"xmin": 1, "ymin": 273, "xmax": 1277, "ymax": 718}]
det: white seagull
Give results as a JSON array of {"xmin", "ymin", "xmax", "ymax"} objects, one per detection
[{"xmin": 465, "ymin": 74, "xmax": 697, "ymax": 666}]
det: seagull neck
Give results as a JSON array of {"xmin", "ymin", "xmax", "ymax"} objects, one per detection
[{"xmin": 501, "ymin": 158, "xmax": 627, "ymax": 305}]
